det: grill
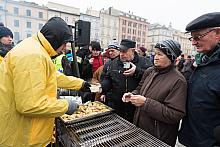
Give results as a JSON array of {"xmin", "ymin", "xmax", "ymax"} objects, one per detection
[{"xmin": 56, "ymin": 113, "xmax": 170, "ymax": 147}]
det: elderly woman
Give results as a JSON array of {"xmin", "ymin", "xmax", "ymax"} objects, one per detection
[{"xmin": 122, "ymin": 39, "xmax": 187, "ymax": 147}]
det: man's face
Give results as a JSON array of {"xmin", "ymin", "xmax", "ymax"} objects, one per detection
[
  {"xmin": 0, "ymin": 35, "xmax": 13, "ymax": 45},
  {"xmin": 190, "ymin": 28, "xmax": 220, "ymax": 53},
  {"xmin": 108, "ymin": 48, "xmax": 120, "ymax": 59},
  {"xmin": 119, "ymin": 48, "xmax": 135, "ymax": 62}
]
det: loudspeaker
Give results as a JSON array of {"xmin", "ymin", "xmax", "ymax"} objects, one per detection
[{"xmin": 75, "ymin": 20, "xmax": 91, "ymax": 47}]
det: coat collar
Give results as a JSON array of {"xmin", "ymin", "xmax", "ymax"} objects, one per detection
[
  {"xmin": 33, "ymin": 32, "xmax": 57, "ymax": 57},
  {"xmin": 154, "ymin": 64, "xmax": 175, "ymax": 74}
]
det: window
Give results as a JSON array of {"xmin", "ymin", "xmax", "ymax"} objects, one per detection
[
  {"xmin": 65, "ymin": 17, "xmax": 68, "ymax": 22},
  {"xmin": 133, "ymin": 29, "xmax": 136, "ymax": 35},
  {"xmin": 133, "ymin": 23, "xmax": 137, "ymax": 28},
  {"xmin": 26, "ymin": 21, "xmax": 31, "ymax": 28},
  {"xmin": 38, "ymin": 23, "xmax": 43, "ymax": 29},
  {"xmin": 27, "ymin": 33, "xmax": 32, "ymax": 38},
  {"xmin": 138, "ymin": 30, "xmax": 141, "ymax": 36},
  {"xmin": 14, "ymin": 32, "xmax": 20, "ymax": 41},
  {"xmin": 122, "ymin": 20, "xmax": 126, "ymax": 25},
  {"xmin": 122, "ymin": 27, "xmax": 126, "ymax": 33},
  {"xmin": 128, "ymin": 21, "xmax": 132, "ymax": 27},
  {"xmin": 26, "ymin": 10, "xmax": 31, "ymax": 16},
  {"xmin": 14, "ymin": 20, "xmax": 19, "ymax": 27},
  {"xmin": 138, "ymin": 24, "xmax": 142, "ymax": 29},
  {"xmin": 132, "ymin": 36, "xmax": 136, "ymax": 41},
  {"xmin": 38, "ymin": 12, "xmax": 43, "ymax": 18},
  {"xmin": 14, "ymin": 7, "xmax": 19, "ymax": 15},
  {"xmin": 127, "ymin": 28, "xmax": 131, "ymax": 34}
]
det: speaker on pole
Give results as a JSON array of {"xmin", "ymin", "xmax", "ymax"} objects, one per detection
[{"xmin": 75, "ymin": 20, "xmax": 91, "ymax": 47}]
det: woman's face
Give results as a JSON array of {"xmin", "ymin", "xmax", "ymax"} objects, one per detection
[{"xmin": 154, "ymin": 49, "xmax": 172, "ymax": 68}]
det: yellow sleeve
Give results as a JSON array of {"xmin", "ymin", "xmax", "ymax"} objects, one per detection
[
  {"xmin": 56, "ymin": 71, "xmax": 84, "ymax": 90},
  {"xmin": 0, "ymin": 55, "xmax": 3, "ymax": 63},
  {"xmin": 13, "ymin": 55, "xmax": 68, "ymax": 117}
]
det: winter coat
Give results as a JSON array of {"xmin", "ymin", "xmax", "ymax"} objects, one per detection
[
  {"xmin": 132, "ymin": 65, "xmax": 187, "ymax": 146},
  {"xmin": 101, "ymin": 53, "xmax": 152, "ymax": 122},
  {"xmin": 179, "ymin": 43, "xmax": 220, "ymax": 147},
  {"xmin": 0, "ymin": 32, "xmax": 84, "ymax": 146}
]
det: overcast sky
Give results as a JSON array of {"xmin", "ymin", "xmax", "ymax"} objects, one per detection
[{"xmin": 25, "ymin": 0, "xmax": 219, "ymax": 31}]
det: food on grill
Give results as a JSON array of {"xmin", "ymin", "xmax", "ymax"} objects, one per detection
[{"xmin": 61, "ymin": 101, "xmax": 110, "ymax": 121}]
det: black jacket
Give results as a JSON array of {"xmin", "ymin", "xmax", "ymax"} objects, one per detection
[
  {"xmin": 101, "ymin": 53, "xmax": 152, "ymax": 122},
  {"xmin": 179, "ymin": 43, "xmax": 220, "ymax": 147}
]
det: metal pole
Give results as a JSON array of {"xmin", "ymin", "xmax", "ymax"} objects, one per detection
[{"xmin": 68, "ymin": 25, "xmax": 80, "ymax": 78}]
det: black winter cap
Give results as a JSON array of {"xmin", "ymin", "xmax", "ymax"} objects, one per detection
[
  {"xmin": 186, "ymin": 12, "xmax": 220, "ymax": 32},
  {"xmin": 40, "ymin": 17, "xmax": 73, "ymax": 50},
  {"xmin": 0, "ymin": 26, "xmax": 13, "ymax": 39},
  {"xmin": 119, "ymin": 39, "xmax": 136, "ymax": 51},
  {"xmin": 155, "ymin": 40, "xmax": 182, "ymax": 62}
]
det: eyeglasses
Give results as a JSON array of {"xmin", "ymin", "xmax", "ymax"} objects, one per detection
[{"xmin": 188, "ymin": 29, "xmax": 215, "ymax": 41}]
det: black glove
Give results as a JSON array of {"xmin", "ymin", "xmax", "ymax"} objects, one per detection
[{"xmin": 80, "ymin": 81, "xmax": 91, "ymax": 92}]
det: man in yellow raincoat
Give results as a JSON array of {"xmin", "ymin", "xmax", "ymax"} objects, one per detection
[{"xmin": 0, "ymin": 17, "xmax": 90, "ymax": 146}]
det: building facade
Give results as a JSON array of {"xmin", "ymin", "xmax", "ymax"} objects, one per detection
[
  {"xmin": 118, "ymin": 11, "xmax": 149, "ymax": 49},
  {"xmin": 1, "ymin": 0, "xmax": 47, "ymax": 43},
  {"xmin": 99, "ymin": 8, "xmax": 119, "ymax": 49},
  {"xmin": 148, "ymin": 23, "xmax": 195, "ymax": 56},
  {"xmin": 46, "ymin": 2, "xmax": 80, "ymax": 27},
  {"xmin": 80, "ymin": 8, "xmax": 100, "ymax": 42}
]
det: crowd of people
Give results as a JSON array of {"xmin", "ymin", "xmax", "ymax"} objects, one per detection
[{"xmin": 0, "ymin": 12, "xmax": 220, "ymax": 147}]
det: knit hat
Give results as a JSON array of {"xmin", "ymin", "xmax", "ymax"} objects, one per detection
[
  {"xmin": 155, "ymin": 40, "xmax": 182, "ymax": 62},
  {"xmin": 108, "ymin": 42, "xmax": 119, "ymax": 50},
  {"xmin": 0, "ymin": 26, "xmax": 13, "ymax": 39}
]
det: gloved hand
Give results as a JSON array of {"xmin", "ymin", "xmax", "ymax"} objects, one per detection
[
  {"xmin": 80, "ymin": 81, "xmax": 91, "ymax": 92},
  {"xmin": 65, "ymin": 99, "xmax": 79, "ymax": 115}
]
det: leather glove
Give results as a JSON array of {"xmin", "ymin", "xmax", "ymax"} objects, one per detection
[
  {"xmin": 80, "ymin": 81, "xmax": 91, "ymax": 92},
  {"xmin": 65, "ymin": 99, "xmax": 79, "ymax": 115}
]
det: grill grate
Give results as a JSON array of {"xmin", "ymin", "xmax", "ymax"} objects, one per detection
[
  {"xmin": 62, "ymin": 113, "xmax": 170, "ymax": 147},
  {"xmin": 67, "ymin": 113, "xmax": 135, "ymax": 143}
]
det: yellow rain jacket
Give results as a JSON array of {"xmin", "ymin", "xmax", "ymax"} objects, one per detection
[
  {"xmin": 0, "ymin": 32, "xmax": 84, "ymax": 146},
  {"xmin": 0, "ymin": 55, "xmax": 3, "ymax": 63}
]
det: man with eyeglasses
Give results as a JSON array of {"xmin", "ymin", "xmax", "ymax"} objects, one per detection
[{"xmin": 178, "ymin": 12, "xmax": 220, "ymax": 147}]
